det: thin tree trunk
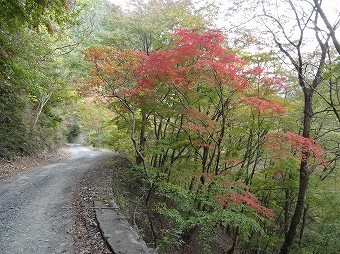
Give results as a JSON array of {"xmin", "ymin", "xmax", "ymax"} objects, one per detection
[
  {"xmin": 280, "ymin": 163, "xmax": 310, "ymax": 253},
  {"xmin": 299, "ymin": 205, "xmax": 308, "ymax": 246},
  {"xmin": 227, "ymin": 226, "xmax": 240, "ymax": 254},
  {"xmin": 136, "ymin": 110, "xmax": 147, "ymax": 165},
  {"xmin": 33, "ymin": 92, "xmax": 53, "ymax": 129},
  {"xmin": 280, "ymin": 88, "xmax": 313, "ymax": 254},
  {"xmin": 284, "ymin": 189, "xmax": 290, "ymax": 236}
]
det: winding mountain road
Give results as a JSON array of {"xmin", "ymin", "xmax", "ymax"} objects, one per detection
[{"xmin": 0, "ymin": 144, "xmax": 109, "ymax": 254}]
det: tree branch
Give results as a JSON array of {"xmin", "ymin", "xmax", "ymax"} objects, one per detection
[{"xmin": 313, "ymin": 0, "xmax": 340, "ymax": 54}]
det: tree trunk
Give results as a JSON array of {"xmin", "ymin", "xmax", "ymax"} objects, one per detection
[
  {"xmin": 136, "ymin": 110, "xmax": 147, "ymax": 165},
  {"xmin": 227, "ymin": 226, "xmax": 240, "ymax": 254},
  {"xmin": 280, "ymin": 163, "xmax": 310, "ymax": 253},
  {"xmin": 284, "ymin": 189, "xmax": 291, "ymax": 236},
  {"xmin": 299, "ymin": 205, "xmax": 308, "ymax": 245},
  {"xmin": 280, "ymin": 88, "xmax": 313, "ymax": 254},
  {"xmin": 33, "ymin": 92, "xmax": 53, "ymax": 129}
]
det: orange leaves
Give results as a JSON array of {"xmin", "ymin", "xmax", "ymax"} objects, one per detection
[
  {"xmin": 185, "ymin": 107, "xmax": 216, "ymax": 129},
  {"xmin": 192, "ymin": 141, "xmax": 216, "ymax": 149},
  {"xmin": 81, "ymin": 29, "xmax": 285, "ymax": 223},
  {"xmin": 83, "ymin": 45, "xmax": 108, "ymax": 62},
  {"xmin": 82, "ymin": 46, "xmax": 144, "ymax": 97}
]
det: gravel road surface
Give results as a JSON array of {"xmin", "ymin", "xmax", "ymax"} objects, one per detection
[{"xmin": 0, "ymin": 144, "xmax": 109, "ymax": 254}]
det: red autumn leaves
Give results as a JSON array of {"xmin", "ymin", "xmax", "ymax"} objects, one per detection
[
  {"xmin": 265, "ymin": 132, "xmax": 327, "ymax": 168},
  {"xmin": 83, "ymin": 28, "xmax": 326, "ymax": 219},
  {"xmin": 83, "ymin": 29, "xmax": 287, "ymax": 113}
]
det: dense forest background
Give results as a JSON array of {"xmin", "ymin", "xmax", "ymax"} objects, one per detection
[{"xmin": 0, "ymin": 0, "xmax": 339, "ymax": 253}]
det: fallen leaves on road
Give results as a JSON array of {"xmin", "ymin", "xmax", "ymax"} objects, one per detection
[
  {"xmin": 72, "ymin": 183, "xmax": 112, "ymax": 254},
  {"xmin": 0, "ymin": 148, "xmax": 69, "ymax": 180}
]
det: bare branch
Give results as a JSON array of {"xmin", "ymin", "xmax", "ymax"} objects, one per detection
[{"xmin": 313, "ymin": 0, "xmax": 340, "ymax": 55}]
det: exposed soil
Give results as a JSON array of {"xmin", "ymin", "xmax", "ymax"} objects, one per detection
[{"xmin": 0, "ymin": 148, "xmax": 69, "ymax": 180}]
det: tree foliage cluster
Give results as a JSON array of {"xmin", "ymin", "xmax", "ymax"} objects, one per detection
[{"xmin": 81, "ymin": 0, "xmax": 339, "ymax": 253}]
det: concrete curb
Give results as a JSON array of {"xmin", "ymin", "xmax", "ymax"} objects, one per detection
[{"xmin": 94, "ymin": 199, "xmax": 157, "ymax": 254}]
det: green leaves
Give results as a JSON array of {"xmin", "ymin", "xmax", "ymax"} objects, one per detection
[
  {"xmin": 0, "ymin": 0, "xmax": 84, "ymax": 157},
  {"xmin": 154, "ymin": 179, "xmax": 269, "ymax": 253},
  {"xmin": 98, "ymin": 0, "xmax": 213, "ymax": 51}
]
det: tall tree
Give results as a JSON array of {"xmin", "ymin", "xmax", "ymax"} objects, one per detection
[
  {"xmin": 220, "ymin": 0, "xmax": 339, "ymax": 252},
  {"xmin": 258, "ymin": 1, "xmax": 334, "ymax": 253},
  {"xmin": 94, "ymin": 0, "xmax": 218, "ymax": 164}
]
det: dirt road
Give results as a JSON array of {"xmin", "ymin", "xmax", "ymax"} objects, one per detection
[{"xmin": 0, "ymin": 144, "xmax": 110, "ymax": 254}]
